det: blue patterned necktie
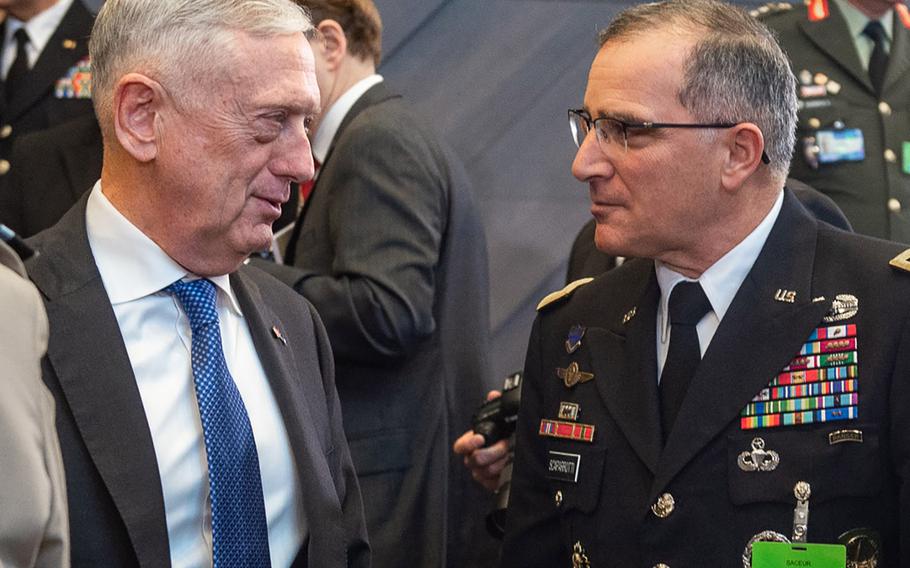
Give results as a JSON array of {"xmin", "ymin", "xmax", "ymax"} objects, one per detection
[{"xmin": 166, "ymin": 278, "xmax": 271, "ymax": 567}]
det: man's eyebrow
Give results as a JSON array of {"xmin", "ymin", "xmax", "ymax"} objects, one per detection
[{"xmin": 586, "ymin": 108, "xmax": 646, "ymax": 124}]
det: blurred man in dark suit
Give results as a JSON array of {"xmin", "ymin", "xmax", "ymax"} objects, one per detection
[{"xmin": 259, "ymin": 1, "xmax": 491, "ymax": 566}]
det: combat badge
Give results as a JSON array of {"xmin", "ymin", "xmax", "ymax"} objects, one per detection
[
  {"xmin": 737, "ymin": 437, "xmax": 780, "ymax": 472},
  {"xmin": 823, "ymin": 294, "xmax": 858, "ymax": 322},
  {"xmin": 556, "ymin": 362, "xmax": 594, "ymax": 388},
  {"xmin": 565, "ymin": 325, "xmax": 586, "ymax": 354}
]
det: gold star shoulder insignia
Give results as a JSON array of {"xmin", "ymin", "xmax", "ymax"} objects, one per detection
[
  {"xmin": 889, "ymin": 248, "xmax": 910, "ymax": 273},
  {"xmin": 537, "ymin": 278, "xmax": 594, "ymax": 312}
]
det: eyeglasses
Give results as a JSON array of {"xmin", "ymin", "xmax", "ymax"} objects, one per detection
[{"xmin": 568, "ymin": 109, "xmax": 770, "ymax": 164}]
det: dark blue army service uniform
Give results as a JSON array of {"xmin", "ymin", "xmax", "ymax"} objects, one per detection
[
  {"xmin": 759, "ymin": 0, "xmax": 910, "ymax": 242},
  {"xmin": 0, "ymin": 0, "xmax": 95, "ymax": 180},
  {"xmin": 501, "ymin": 190, "xmax": 910, "ymax": 567}
]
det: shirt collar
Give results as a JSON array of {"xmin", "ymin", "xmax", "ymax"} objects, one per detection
[
  {"xmin": 5, "ymin": 0, "xmax": 74, "ymax": 60},
  {"xmin": 656, "ymin": 190, "xmax": 784, "ymax": 341},
  {"xmin": 84, "ymin": 182, "xmax": 241, "ymax": 314},
  {"xmin": 311, "ymin": 74, "xmax": 383, "ymax": 164},
  {"xmin": 835, "ymin": 0, "xmax": 894, "ymax": 43}
]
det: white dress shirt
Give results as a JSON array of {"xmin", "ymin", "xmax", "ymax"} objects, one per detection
[
  {"xmin": 2, "ymin": 0, "xmax": 73, "ymax": 78},
  {"xmin": 655, "ymin": 190, "xmax": 784, "ymax": 380},
  {"xmin": 311, "ymin": 73, "xmax": 383, "ymax": 165},
  {"xmin": 85, "ymin": 183, "xmax": 305, "ymax": 568}
]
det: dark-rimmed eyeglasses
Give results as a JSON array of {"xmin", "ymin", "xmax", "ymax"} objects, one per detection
[{"xmin": 568, "ymin": 109, "xmax": 770, "ymax": 164}]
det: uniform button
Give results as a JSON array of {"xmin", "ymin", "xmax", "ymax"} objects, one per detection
[
  {"xmin": 878, "ymin": 101, "xmax": 892, "ymax": 116},
  {"xmin": 884, "ymin": 149, "xmax": 897, "ymax": 163},
  {"xmin": 651, "ymin": 492, "xmax": 675, "ymax": 518},
  {"xmin": 555, "ymin": 490, "xmax": 563, "ymax": 507},
  {"xmin": 0, "ymin": 159, "xmax": 10, "ymax": 175},
  {"xmin": 0, "ymin": 124, "xmax": 11, "ymax": 139},
  {"xmin": 807, "ymin": 117, "xmax": 821, "ymax": 129},
  {"xmin": 888, "ymin": 198, "xmax": 901, "ymax": 213},
  {"xmin": 653, "ymin": 564, "xmax": 671, "ymax": 568}
]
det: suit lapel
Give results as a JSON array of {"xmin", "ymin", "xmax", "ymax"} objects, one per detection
[
  {"xmin": 5, "ymin": 1, "xmax": 92, "ymax": 121},
  {"xmin": 28, "ymin": 196, "xmax": 170, "ymax": 567},
  {"xmin": 297, "ymin": 83, "xmax": 400, "ymax": 226},
  {"xmin": 799, "ymin": 2, "xmax": 874, "ymax": 94},
  {"xmin": 883, "ymin": 12, "xmax": 910, "ymax": 94},
  {"xmin": 589, "ymin": 263, "xmax": 662, "ymax": 474},
  {"xmin": 649, "ymin": 191, "xmax": 831, "ymax": 501},
  {"xmin": 231, "ymin": 271, "xmax": 346, "ymax": 564}
]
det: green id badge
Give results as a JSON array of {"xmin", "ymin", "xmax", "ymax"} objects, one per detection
[
  {"xmin": 903, "ymin": 141, "xmax": 910, "ymax": 174},
  {"xmin": 752, "ymin": 542, "xmax": 846, "ymax": 567}
]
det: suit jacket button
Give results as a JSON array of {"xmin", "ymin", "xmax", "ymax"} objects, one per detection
[
  {"xmin": 555, "ymin": 490, "xmax": 563, "ymax": 507},
  {"xmin": 651, "ymin": 493, "xmax": 675, "ymax": 518}
]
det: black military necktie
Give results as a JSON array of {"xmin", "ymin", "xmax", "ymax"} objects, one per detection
[
  {"xmin": 5, "ymin": 28, "xmax": 30, "ymax": 102},
  {"xmin": 863, "ymin": 20, "xmax": 888, "ymax": 94},
  {"xmin": 659, "ymin": 281, "xmax": 712, "ymax": 441}
]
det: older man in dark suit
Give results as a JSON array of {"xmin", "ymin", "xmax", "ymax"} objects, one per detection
[
  {"xmin": 25, "ymin": 0, "xmax": 369, "ymax": 566},
  {"xmin": 257, "ymin": 1, "xmax": 490, "ymax": 566},
  {"xmin": 502, "ymin": 1, "xmax": 910, "ymax": 566}
]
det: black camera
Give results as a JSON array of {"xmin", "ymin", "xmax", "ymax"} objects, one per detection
[
  {"xmin": 471, "ymin": 371, "xmax": 522, "ymax": 538},
  {"xmin": 472, "ymin": 371, "xmax": 522, "ymax": 447}
]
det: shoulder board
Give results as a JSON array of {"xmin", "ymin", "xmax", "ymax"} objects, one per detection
[
  {"xmin": 749, "ymin": 2, "xmax": 794, "ymax": 18},
  {"xmin": 889, "ymin": 249, "xmax": 910, "ymax": 272},
  {"xmin": 536, "ymin": 278, "xmax": 594, "ymax": 312}
]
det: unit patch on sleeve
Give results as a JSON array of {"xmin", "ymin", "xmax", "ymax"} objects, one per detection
[{"xmin": 741, "ymin": 324, "xmax": 859, "ymax": 430}]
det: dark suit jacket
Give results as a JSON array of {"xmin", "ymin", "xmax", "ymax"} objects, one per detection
[
  {"xmin": 26, "ymin": 195, "xmax": 370, "ymax": 568},
  {"xmin": 761, "ymin": 2, "xmax": 910, "ymax": 241},
  {"xmin": 272, "ymin": 82, "xmax": 491, "ymax": 568},
  {"xmin": 502, "ymin": 190, "xmax": 910, "ymax": 566},
  {"xmin": 0, "ymin": 1, "xmax": 95, "ymax": 171},
  {"xmin": 0, "ymin": 113, "xmax": 100, "ymax": 236}
]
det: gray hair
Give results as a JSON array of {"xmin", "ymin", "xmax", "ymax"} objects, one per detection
[
  {"xmin": 90, "ymin": 0, "xmax": 313, "ymax": 135},
  {"xmin": 599, "ymin": 0, "xmax": 796, "ymax": 179}
]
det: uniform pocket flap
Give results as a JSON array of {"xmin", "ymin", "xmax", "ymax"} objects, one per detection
[
  {"xmin": 727, "ymin": 425, "xmax": 881, "ymax": 506},
  {"xmin": 546, "ymin": 446, "xmax": 606, "ymax": 514}
]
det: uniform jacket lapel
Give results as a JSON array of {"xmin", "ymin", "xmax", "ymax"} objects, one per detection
[
  {"xmin": 883, "ymin": 11, "xmax": 910, "ymax": 94},
  {"xmin": 588, "ymin": 263, "xmax": 662, "ymax": 475},
  {"xmin": 26, "ymin": 195, "xmax": 170, "ymax": 567},
  {"xmin": 649, "ymin": 191, "xmax": 832, "ymax": 501},
  {"xmin": 3, "ymin": 0, "xmax": 92, "ymax": 122},
  {"xmin": 799, "ymin": 1, "xmax": 874, "ymax": 93}
]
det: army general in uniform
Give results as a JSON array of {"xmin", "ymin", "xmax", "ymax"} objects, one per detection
[
  {"xmin": 759, "ymin": 0, "xmax": 910, "ymax": 241},
  {"xmin": 501, "ymin": 1, "xmax": 910, "ymax": 566}
]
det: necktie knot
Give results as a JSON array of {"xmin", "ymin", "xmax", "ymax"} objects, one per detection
[
  {"xmin": 166, "ymin": 278, "xmax": 219, "ymax": 331},
  {"xmin": 12, "ymin": 28, "xmax": 29, "ymax": 49},
  {"xmin": 668, "ymin": 281, "xmax": 711, "ymax": 326},
  {"xmin": 863, "ymin": 20, "xmax": 887, "ymax": 43}
]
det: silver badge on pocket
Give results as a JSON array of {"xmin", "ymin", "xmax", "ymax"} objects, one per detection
[{"xmin": 737, "ymin": 437, "xmax": 780, "ymax": 472}]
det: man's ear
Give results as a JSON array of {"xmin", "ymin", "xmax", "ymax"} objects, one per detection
[
  {"xmin": 315, "ymin": 19, "xmax": 348, "ymax": 70},
  {"xmin": 113, "ymin": 73, "xmax": 165, "ymax": 163},
  {"xmin": 720, "ymin": 122, "xmax": 765, "ymax": 192}
]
